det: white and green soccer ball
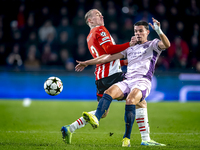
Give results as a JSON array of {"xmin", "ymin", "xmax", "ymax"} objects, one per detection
[{"xmin": 44, "ymin": 77, "xmax": 63, "ymax": 96}]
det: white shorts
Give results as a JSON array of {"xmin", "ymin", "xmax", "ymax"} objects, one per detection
[{"xmin": 114, "ymin": 78, "xmax": 151, "ymax": 101}]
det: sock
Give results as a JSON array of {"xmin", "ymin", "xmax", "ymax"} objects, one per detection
[
  {"xmin": 123, "ymin": 105, "xmax": 136, "ymax": 139},
  {"xmin": 95, "ymin": 93, "xmax": 112, "ymax": 120},
  {"xmin": 136, "ymin": 108, "xmax": 150, "ymax": 141},
  {"xmin": 69, "ymin": 110, "xmax": 96, "ymax": 133}
]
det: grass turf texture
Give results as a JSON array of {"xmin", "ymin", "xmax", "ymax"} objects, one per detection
[{"xmin": 0, "ymin": 100, "xmax": 200, "ymax": 150}]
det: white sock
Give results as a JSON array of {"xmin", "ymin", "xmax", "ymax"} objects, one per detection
[
  {"xmin": 136, "ymin": 108, "xmax": 151, "ymax": 141},
  {"xmin": 69, "ymin": 110, "xmax": 96, "ymax": 133}
]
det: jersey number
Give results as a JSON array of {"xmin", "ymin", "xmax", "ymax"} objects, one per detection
[{"xmin": 90, "ymin": 45, "xmax": 99, "ymax": 57}]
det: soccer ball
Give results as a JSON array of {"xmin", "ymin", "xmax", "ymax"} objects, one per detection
[{"xmin": 44, "ymin": 77, "xmax": 63, "ymax": 96}]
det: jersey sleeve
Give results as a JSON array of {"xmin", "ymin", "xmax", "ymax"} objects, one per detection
[
  {"xmin": 96, "ymin": 27, "xmax": 130, "ymax": 54},
  {"xmin": 102, "ymin": 42, "xmax": 130, "ymax": 54},
  {"xmin": 120, "ymin": 48, "xmax": 128, "ymax": 58},
  {"xmin": 96, "ymin": 28, "xmax": 113, "ymax": 46},
  {"xmin": 151, "ymin": 38, "xmax": 163, "ymax": 54}
]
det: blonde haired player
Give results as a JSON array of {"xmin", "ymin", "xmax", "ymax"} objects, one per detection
[{"xmin": 61, "ymin": 8, "xmax": 135, "ymax": 144}]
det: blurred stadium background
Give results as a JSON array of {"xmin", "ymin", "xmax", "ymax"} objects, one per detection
[{"xmin": 0, "ymin": 0, "xmax": 200, "ymax": 101}]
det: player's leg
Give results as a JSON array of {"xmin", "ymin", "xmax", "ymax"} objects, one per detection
[
  {"xmin": 136, "ymin": 100, "xmax": 151, "ymax": 141},
  {"xmin": 97, "ymin": 95, "xmax": 110, "ymax": 119},
  {"xmin": 83, "ymin": 84, "xmax": 124, "ymax": 128},
  {"xmin": 95, "ymin": 84, "xmax": 124, "ymax": 120},
  {"xmin": 70, "ymin": 110, "xmax": 96, "ymax": 133},
  {"xmin": 82, "ymin": 72, "xmax": 125, "ymax": 129},
  {"xmin": 136, "ymin": 100, "xmax": 166, "ymax": 146},
  {"xmin": 69, "ymin": 102, "xmax": 110, "ymax": 133},
  {"xmin": 82, "ymin": 108, "xmax": 111, "ymax": 129},
  {"xmin": 122, "ymin": 88, "xmax": 142, "ymax": 147},
  {"xmin": 95, "ymin": 72, "xmax": 124, "ymax": 119},
  {"xmin": 62, "ymin": 106, "xmax": 109, "ymax": 143},
  {"xmin": 69, "ymin": 94, "xmax": 110, "ymax": 132},
  {"xmin": 61, "ymin": 75, "xmax": 114, "ymax": 143},
  {"xmin": 61, "ymin": 73, "xmax": 124, "ymax": 143},
  {"xmin": 61, "ymin": 110, "xmax": 96, "ymax": 144}
]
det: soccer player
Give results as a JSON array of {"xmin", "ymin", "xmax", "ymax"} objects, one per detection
[
  {"xmin": 61, "ymin": 8, "xmax": 135, "ymax": 144},
  {"xmin": 75, "ymin": 18, "xmax": 170, "ymax": 147}
]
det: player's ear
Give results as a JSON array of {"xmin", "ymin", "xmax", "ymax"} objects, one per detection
[
  {"xmin": 147, "ymin": 29, "xmax": 150, "ymax": 35},
  {"xmin": 88, "ymin": 18, "xmax": 91, "ymax": 24}
]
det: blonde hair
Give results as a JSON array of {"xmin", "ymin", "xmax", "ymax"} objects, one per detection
[{"xmin": 85, "ymin": 9, "xmax": 97, "ymax": 25}]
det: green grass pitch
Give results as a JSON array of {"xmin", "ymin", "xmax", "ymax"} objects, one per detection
[{"xmin": 0, "ymin": 100, "xmax": 200, "ymax": 150}]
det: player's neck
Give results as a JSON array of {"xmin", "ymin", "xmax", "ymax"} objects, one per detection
[
  {"xmin": 90, "ymin": 25, "xmax": 102, "ymax": 29},
  {"xmin": 139, "ymin": 40, "xmax": 148, "ymax": 44}
]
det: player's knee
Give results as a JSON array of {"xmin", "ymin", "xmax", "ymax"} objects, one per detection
[
  {"xmin": 126, "ymin": 95, "xmax": 139, "ymax": 105},
  {"xmin": 104, "ymin": 90, "xmax": 115, "ymax": 99},
  {"xmin": 136, "ymin": 99, "xmax": 147, "ymax": 108},
  {"xmin": 126, "ymin": 98, "xmax": 137, "ymax": 105},
  {"xmin": 104, "ymin": 89, "xmax": 111, "ymax": 95},
  {"xmin": 104, "ymin": 86, "xmax": 120, "ymax": 99},
  {"xmin": 126, "ymin": 88, "xmax": 143, "ymax": 105}
]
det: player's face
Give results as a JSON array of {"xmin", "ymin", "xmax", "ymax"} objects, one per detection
[
  {"xmin": 89, "ymin": 10, "xmax": 104, "ymax": 27},
  {"xmin": 134, "ymin": 25, "xmax": 149, "ymax": 44}
]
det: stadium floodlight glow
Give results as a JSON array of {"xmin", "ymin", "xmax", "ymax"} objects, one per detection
[{"xmin": 122, "ymin": 7, "xmax": 129, "ymax": 13}]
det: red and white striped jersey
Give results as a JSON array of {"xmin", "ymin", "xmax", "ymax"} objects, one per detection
[{"xmin": 87, "ymin": 26, "xmax": 122, "ymax": 80}]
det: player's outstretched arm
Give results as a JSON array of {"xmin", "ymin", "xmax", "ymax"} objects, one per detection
[
  {"xmin": 75, "ymin": 54, "xmax": 108, "ymax": 72},
  {"xmin": 75, "ymin": 53, "xmax": 124, "ymax": 72},
  {"xmin": 149, "ymin": 18, "xmax": 170, "ymax": 50},
  {"xmin": 101, "ymin": 36, "xmax": 137, "ymax": 54},
  {"xmin": 75, "ymin": 62, "xmax": 87, "ymax": 72}
]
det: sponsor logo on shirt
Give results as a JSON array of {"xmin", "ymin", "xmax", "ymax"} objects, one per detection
[
  {"xmin": 143, "ymin": 43, "xmax": 150, "ymax": 48},
  {"xmin": 128, "ymin": 48, "xmax": 147, "ymax": 58},
  {"xmin": 100, "ymin": 32, "xmax": 106, "ymax": 36},
  {"xmin": 102, "ymin": 36, "xmax": 109, "ymax": 41}
]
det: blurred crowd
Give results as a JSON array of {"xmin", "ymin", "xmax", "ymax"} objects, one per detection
[{"xmin": 0, "ymin": 0, "xmax": 200, "ymax": 72}]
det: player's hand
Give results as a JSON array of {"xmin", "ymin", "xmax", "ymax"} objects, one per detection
[
  {"xmin": 129, "ymin": 36, "xmax": 137, "ymax": 46},
  {"xmin": 149, "ymin": 17, "xmax": 160, "ymax": 30},
  {"xmin": 149, "ymin": 17, "xmax": 163, "ymax": 35},
  {"xmin": 75, "ymin": 60, "xmax": 88, "ymax": 72},
  {"xmin": 124, "ymin": 59, "xmax": 128, "ymax": 65}
]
